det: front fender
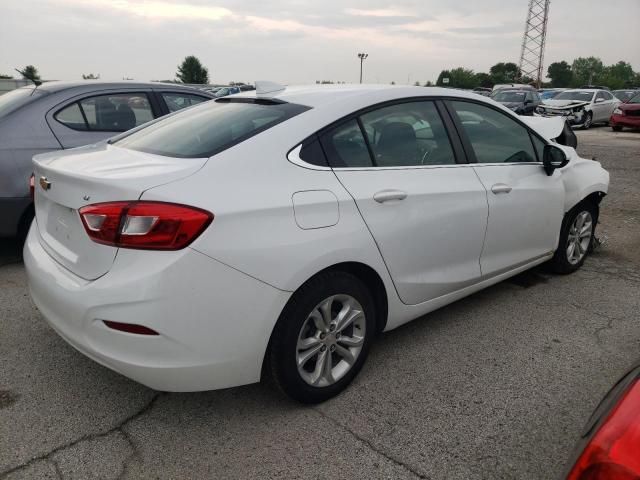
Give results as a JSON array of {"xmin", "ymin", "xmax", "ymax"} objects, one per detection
[{"xmin": 559, "ymin": 148, "xmax": 609, "ymax": 212}]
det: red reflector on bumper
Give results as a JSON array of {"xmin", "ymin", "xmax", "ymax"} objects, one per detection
[{"xmin": 103, "ymin": 320, "xmax": 159, "ymax": 336}]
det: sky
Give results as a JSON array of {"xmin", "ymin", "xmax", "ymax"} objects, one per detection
[{"xmin": 1, "ymin": 0, "xmax": 639, "ymax": 85}]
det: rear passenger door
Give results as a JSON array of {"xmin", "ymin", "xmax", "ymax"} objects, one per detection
[
  {"xmin": 47, "ymin": 90, "xmax": 161, "ymax": 149},
  {"xmin": 326, "ymin": 100, "xmax": 489, "ymax": 305},
  {"xmin": 446, "ymin": 100, "xmax": 565, "ymax": 277}
]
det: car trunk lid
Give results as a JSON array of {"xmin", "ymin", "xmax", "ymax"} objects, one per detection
[{"xmin": 32, "ymin": 143, "xmax": 207, "ymax": 280}]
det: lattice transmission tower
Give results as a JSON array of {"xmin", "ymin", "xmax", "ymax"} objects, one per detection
[{"xmin": 518, "ymin": 0, "xmax": 551, "ymax": 87}]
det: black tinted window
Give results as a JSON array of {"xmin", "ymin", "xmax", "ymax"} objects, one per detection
[
  {"xmin": 55, "ymin": 103, "xmax": 87, "ymax": 131},
  {"xmin": 80, "ymin": 93, "xmax": 153, "ymax": 131},
  {"xmin": 451, "ymin": 101, "xmax": 537, "ymax": 163},
  {"xmin": 321, "ymin": 119, "xmax": 373, "ymax": 168},
  {"xmin": 298, "ymin": 136, "xmax": 328, "ymax": 167},
  {"xmin": 360, "ymin": 101, "xmax": 455, "ymax": 166},
  {"xmin": 117, "ymin": 99, "xmax": 309, "ymax": 158}
]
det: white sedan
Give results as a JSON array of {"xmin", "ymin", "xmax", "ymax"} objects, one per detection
[
  {"xmin": 535, "ymin": 89, "xmax": 620, "ymax": 129},
  {"xmin": 24, "ymin": 84, "xmax": 609, "ymax": 403}
]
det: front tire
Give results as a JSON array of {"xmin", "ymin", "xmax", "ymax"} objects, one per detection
[
  {"xmin": 582, "ymin": 112, "xmax": 593, "ymax": 130},
  {"xmin": 612, "ymin": 125, "xmax": 623, "ymax": 132},
  {"xmin": 549, "ymin": 202, "xmax": 597, "ymax": 274},
  {"xmin": 267, "ymin": 271, "xmax": 376, "ymax": 404}
]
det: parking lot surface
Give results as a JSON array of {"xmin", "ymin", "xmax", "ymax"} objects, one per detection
[{"xmin": 1, "ymin": 127, "xmax": 638, "ymax": 480}]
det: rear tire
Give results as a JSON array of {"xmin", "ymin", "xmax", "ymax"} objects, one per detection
[
  {"xmin": 612, "ymin": 125, "xmax": 623, "ymax": 132},
  {"xmin": 549, "ymin": 202, "xmax": 598, "ymax": 274},
  {"xmin": 266, "ymin": 271, "xmax": 376, "ymax": 404},
  {"xmin": 17, "ymin": 204, "xmax": 35, "ymax": 248}
]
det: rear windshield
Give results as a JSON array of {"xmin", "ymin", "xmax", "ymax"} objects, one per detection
[
  {"xmin": 0, "ymin": 87, "xmax": 48, "ymax": 119},
  {"xmin": 116, "ymin": 99, "xmax": 309, "ymax": 158}
]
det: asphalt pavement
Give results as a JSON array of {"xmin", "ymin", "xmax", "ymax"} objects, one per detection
[{"xmin": 1, "ymin": 126, "xmax": 639, "ymax": 479}]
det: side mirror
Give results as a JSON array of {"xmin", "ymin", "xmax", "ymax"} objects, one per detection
[{"xmin": 543, "ymin": 144, "xmax": 569, "ymax": 175}]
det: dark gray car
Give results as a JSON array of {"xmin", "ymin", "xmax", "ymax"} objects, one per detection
[
  {"xmin": 0, "ymin": 81, "xmax": 215, "ymax": 239},
  {"xmin": 491, "ymin": 89, "xmax": 542, "ymax": 116}
]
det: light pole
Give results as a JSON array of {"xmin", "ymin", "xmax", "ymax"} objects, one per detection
[{"xmin": 357, "ymin": 53, "xmax": 368, "ymax": 84}]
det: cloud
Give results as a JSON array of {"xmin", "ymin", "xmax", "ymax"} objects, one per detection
[
  {"xmin": 344, "ymin": 7, "xmax": 416, "ymax": 17},
  {"xmin": 59, "ymin": 0, "xmax": 232, "ymax": 21}
]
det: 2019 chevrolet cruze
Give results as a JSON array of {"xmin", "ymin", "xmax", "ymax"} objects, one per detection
[{"xmin": 24, "ymin": 84, "xmax": 609, "ymax": 403}]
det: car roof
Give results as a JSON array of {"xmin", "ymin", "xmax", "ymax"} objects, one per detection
[
  {"xmin": 236, "ymin": 84, "xmax": 490, "ymax": 109},
  {"xmin": 36, "ymin": 81, "xmax": 210, "ymax": 93}
]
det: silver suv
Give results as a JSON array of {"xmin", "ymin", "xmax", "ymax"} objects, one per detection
[{"xmin": 0, "ymin": 81, "xmax": 215, "ymax": 240}]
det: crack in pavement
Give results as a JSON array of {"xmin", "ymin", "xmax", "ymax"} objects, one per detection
[
  {"xmin": 313, "ymin": 407, "xmax": 430, "ymax": 479},
  {"xmin": 568, "ymin": 301, "xmax": 625, "ymax": 348},
  {"xmin": 0, "ymin": 393, "xmax": 163, "ymax": 479},
  {"xmin": 115, "ymin": 427, "xmax": 139, "ymax": 480}
]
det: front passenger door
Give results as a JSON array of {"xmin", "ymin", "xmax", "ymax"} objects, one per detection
[{"xmin": 448, "ymin": 100, "xmax": 565, "ymax": 277}]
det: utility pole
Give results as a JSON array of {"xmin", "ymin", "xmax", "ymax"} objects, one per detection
[
  {"xmin": 518, "ymin": 0, "xmax": 550, "ymax": 88},
  {"xmin": 357, "ymin": 53, "xmax": 368, "ymax": 84}
]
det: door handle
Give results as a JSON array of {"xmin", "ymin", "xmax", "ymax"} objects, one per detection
[
  {"xmin": 491, "ymin": 183, "xmax": 512, "ymax": 194},
  {"xmin": 373, "ymin": 190, "xmax": 408, "ymax": 203}
]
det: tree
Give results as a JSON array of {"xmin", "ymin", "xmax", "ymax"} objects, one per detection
[
  {"xmin": 436, "ymin": 67, "xmax": 476, "ymax": 88},
  {"xmin": 571, "ymin": 57, "xmax": 603, "ymax": 87},
  {"xmin": 489, "ymin": 62, "xmax": 519, "ymax": 84},
  {"xmin": 176, "ymin": 56, "xmax": 209, "ymax": 84},
  {"xmin": 436, "ymin": 70, "xmax": 451, "ymax": 87},
  {"xmin": 547, "ymin": 61, "xmax": 572, "ymax": 87},
  {"xmin": 600, "ymin": 61, "xmax": 636, "ymax": 89},
  {"xmin": 474, "ymin": 72, "xmax": 493, "ymax": 88},
  {"xmin": 424, "ymin": 80, "xmax": 434, "ymax": 87},
  {"xmin": 82, "ymin": 73, "xmax": 100, "ymax": 80},
  {"xmin": 20, "ymin": 65, "xmax": 41, "ymax": 81},
  {"xmin": 414, "ymin": 81, "xmax": 421, "ymax": 86},
  {"xmin": 0, "ymin": 74, "xmax": 13, "ymax": 79}
]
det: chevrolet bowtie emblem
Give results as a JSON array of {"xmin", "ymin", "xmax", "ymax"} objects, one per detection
[{"xmin": 39, "ymin": 176, "xmax": 51, "ymax": 191}]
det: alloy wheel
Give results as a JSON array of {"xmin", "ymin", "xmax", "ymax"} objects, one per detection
[
  {"xmin": 566, "ymin": 211, "xmax": 593, "ymax": 265},
  {"xmin": 296, "ymin": 294, "xmax": 366, "ymax": 387}
]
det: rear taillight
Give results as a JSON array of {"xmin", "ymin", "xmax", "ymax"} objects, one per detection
[
  {"xmin": 29, "ymin": 174, "xmax": 35, "ymax": 201},
  {"xmin": 79, "ymin": 201, "xmax": 213, "ymax": 250},
  {"xmin": 567, "ymin": 379, "xmax": 640, "ymax": 480}
]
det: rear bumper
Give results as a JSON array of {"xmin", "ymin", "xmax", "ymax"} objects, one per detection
[
  {"xmin": 610, "ymin": 114, "xmax": 640, "ymax": 129},
  {"xmin": 24, "ymin": 224, "xmax": 290, "ymax": 391},
  {"xmin": 0, "ymin": 196, "xmax": 31, "ymax": 237}
]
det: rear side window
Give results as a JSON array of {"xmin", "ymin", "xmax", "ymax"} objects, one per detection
[
  {"xmin": 56, "ymin": 93, "xmax": 155, "ymax": 132},
  {"xmin": 162, "ymin": 93, "xmax": 208, "ymax": 112},
  {"xmin": 320, "ymin": 119, "xmax": 373, "ymax": 168},
  {"xmin": 116, "ymin": 99, "xmax": 309, "ymax": 158}
]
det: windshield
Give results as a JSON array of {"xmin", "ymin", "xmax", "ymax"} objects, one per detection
[
  {"xmin": 0, "ymin": 87, "xmax": 48, "ymax": 119},
  {"xmin": 628, "ymin": 92, "xmax": 640, "ymax": 104},
  {"xmin": 554, "ymin": 91, "xmax": 594, "ymax": 102},
  {"xmin": 493, "ymin": 91, "xmax": 527, "ymax": 103},
  {"xmin": 115, "ymin": 99, "xmax": 309, "ymax": 158}
]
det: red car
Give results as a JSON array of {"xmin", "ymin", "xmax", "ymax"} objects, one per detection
[
  {"xmin": 564, "ymin": 361, "xmax": 640, "ymax": 479},
  {"xmin": 610, "ymin": 91, "xmax": 640, "ymax": 131}
]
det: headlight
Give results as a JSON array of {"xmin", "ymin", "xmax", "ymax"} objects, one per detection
[{"xmin": 613, "ymin": 108, "xmax": 623, "ymax": 115}]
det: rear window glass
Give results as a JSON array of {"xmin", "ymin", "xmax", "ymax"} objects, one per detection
[
  {"xmin": 116, "ymin": 99, "xmax": 309, "ymax": 158},
  {"xmin": 0, "ymin": 87, "xmax": 48, "ymax": 119}
]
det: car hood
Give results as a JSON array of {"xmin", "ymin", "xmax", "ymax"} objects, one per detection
[
  {"xmin": 542, "ymin": 99, "xmax": 590, "ymax": 109},
  {"xmin": 620, "ymin": 103, "xmax": 640, "ymax": 111}
]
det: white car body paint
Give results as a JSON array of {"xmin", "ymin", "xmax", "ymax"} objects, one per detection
[{"xmin": 25, "ymin": 85, "xmax": 609, "ymax": 392}]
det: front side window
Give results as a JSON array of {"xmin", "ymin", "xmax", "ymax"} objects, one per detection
[
  {"xmin": 359, "ymin": 101, "xmax": 455, "ymax": 166},
  {"xmin": 56, "ymin": 93, "xmax": 154, "ymax": 132},
  {"xmin": 162, "ymin": 93, "xmax": 208, "ymax": 113},
  {"xmin": 596, "ymin": 91, "xmax": 607, "ymax": 101},
  {"xmin": 555, "ymin": 91, "xmax": 595, "ymax": 103},
  {"xmin": 116, "ymin": 99, "xmax": 309, "ymax": 158},
  {"xmin": 320, "ymin": 119, "xmax": 372, "ymax": 168},
  {"xmin": 450, "ymin": 101, "xmax": 538, "ymax": 163}
]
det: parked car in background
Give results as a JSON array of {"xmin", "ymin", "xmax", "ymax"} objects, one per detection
[
  {"xmin": 535, "ymin": 89, "xmax": 620, "ymax": 129},
  {"xmin": 612, "ymin": 89, "xmax": 638, "ymax": 102},
  {"xmin": 610, "ymin": 91, "xmax": 640, "ymax": 131},
  {"xmin": 0, "ymin": 81, "xmax": 215, "ymax": 240},
  {"xmin": 492, "ymin": 89, "xmax": 542, "ymax": 115},
  {"xmin": 564, "ymin": 360, "xmax": 640, "ymax": 479},
  {"xmin": 24, "ymin": 84, "xmax": 608, "ymax": 403},
  {"xmin": 472, "ymin": 87, "xmax": 492, "ymax": 97},
  {"xmin": 491, "ymin": 83, "xmax": 535, "ymax": 94},
  {"xmin": 214, "ymin": 86, "xmax": 241, "ymax": 98}
]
